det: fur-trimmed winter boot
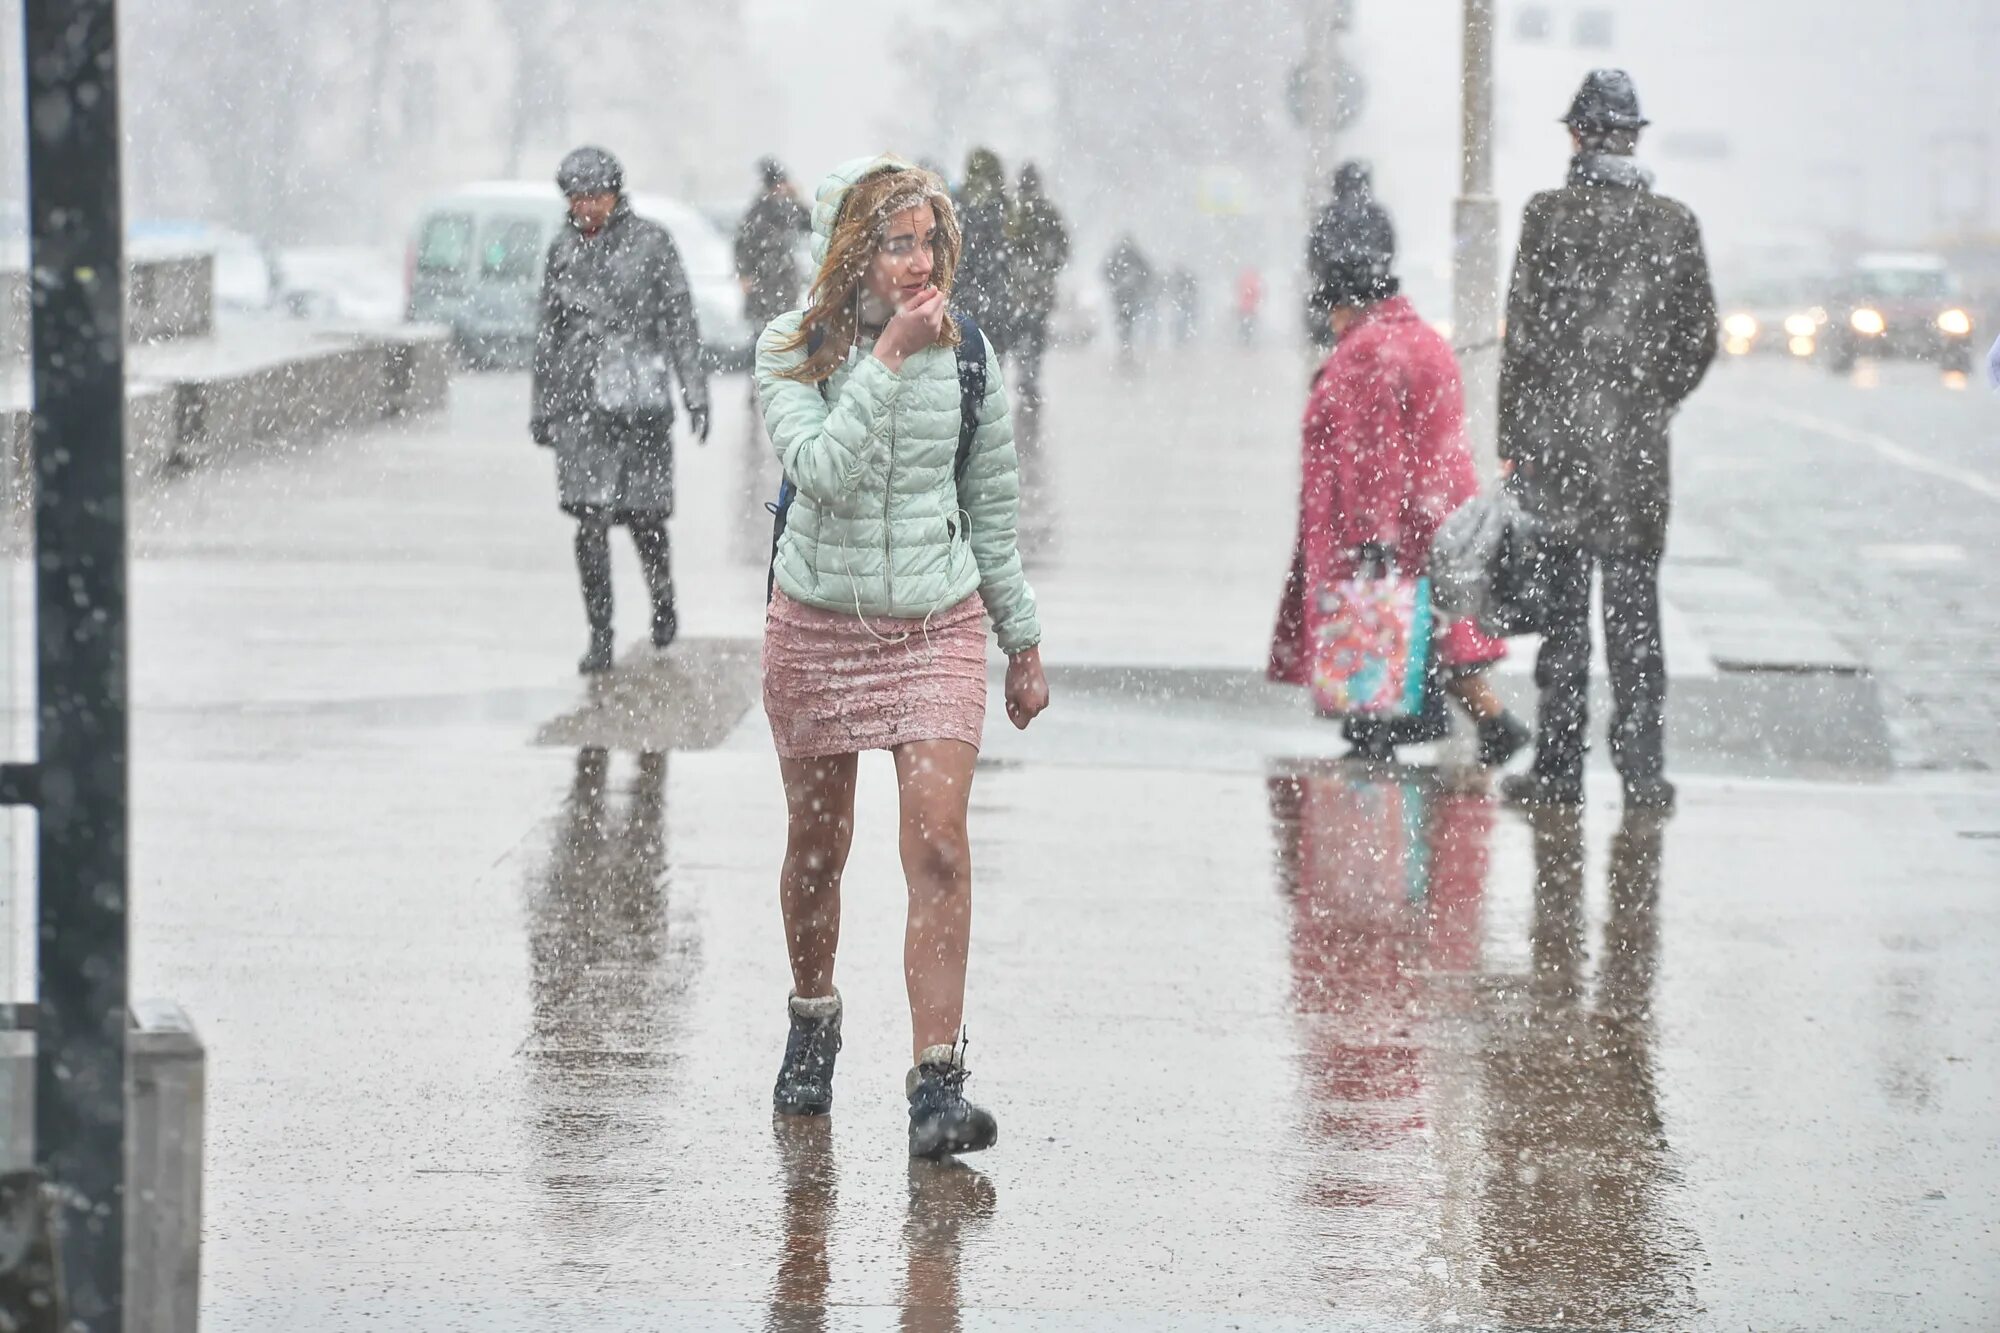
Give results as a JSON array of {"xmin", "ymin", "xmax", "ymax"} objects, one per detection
[
  {"xmin": 907, "ymin": 1039, "xmax": 998, "ymax": 1160},
  {"xmin": 773, "ymin": 992, "xmax": 842, "ymax": 1116}
]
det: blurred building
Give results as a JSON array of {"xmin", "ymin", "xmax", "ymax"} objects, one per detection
[
  {"xmin": 1344, "ymin": 0, "xmax": 2000, "ymax": 300},
  {"xmin": 99, "ymin": 0, "xmax": 777, "ymax": 248}
]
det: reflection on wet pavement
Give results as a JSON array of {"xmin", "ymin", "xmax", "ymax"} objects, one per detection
[
  {"xmin": 1267, "ymin": 765, "xmax": 1697, "ymax": 1329},
  {"xmin": 900, "ymin": 1161, "xmax": 997, "ymax": 1333},
  {"xmin": 1480, "ymin": 805, "xmax": 1695, "ymax": 1330},
  {"xmin": 768, "ymin": 1116, "xmax": 835, "ymax": 1333},
  {"xmin": 521, "ymin": 748, "xmax": 697, "ymax": 1272}
]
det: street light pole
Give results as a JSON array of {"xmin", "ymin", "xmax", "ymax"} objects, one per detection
[
  {"xmin": 23, "ymin": 0, "xmax": 131, "ymax": 1326},
  {"xmin": 1453, "ymin": 0, "xmax": 1502, "ymax": 474},
  {"xmin": 1299, "ymin": 2, "xmax": 1341, "ymax": 221}
]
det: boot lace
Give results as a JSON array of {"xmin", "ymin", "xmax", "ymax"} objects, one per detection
[{"xmin": 923, "ymin": 1029, "xmax": 973, "ymax": 1095}]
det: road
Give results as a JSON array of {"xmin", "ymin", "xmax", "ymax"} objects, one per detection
[
  {"xmin": 1680, "ymin": 354, "xmax": 2000, "ymax": 769},
  {"xmin": 33, "ymin": 340, "xmax": 2000, "ymax": 1329}
]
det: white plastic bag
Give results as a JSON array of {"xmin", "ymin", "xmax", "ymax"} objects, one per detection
[{"xmin": 1428, "ymin": 489, "xmax": 1514, "ymax": 619}]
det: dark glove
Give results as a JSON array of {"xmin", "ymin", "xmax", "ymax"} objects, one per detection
[
  {"xmin": 1354, "ymin": 540, "xmax": 1394, "ymax": 575},
  {"xmin": 530, "ymin": 416, "xmax": 554, "ymax": 448},
  {"xmin": 688, "ymin": 405, "xmax": 710, "ymax": 444}
]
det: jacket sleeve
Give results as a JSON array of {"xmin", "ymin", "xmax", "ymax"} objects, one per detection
[
  {"xmin": 755, "ymin": 313, "xmax": 905, "ymax": 508},
  {"xmin": 957, "ymin": 339, "xmax": 1041, "ymax": 655},
  {"xmin": 1497, "ymin": 196, "xmax": 1554, "ymax": 465},
  {"xmin": 532, "ymin": 240, "xmax": 563, "ymax": 421},
  {"xmin": 652, "ymin": 230, "xmax": 709, "ymax": 415},
  {"xmin": 1297, "ymin": 376, "xmax": 1341, "ymax": 600},
  {"xmin": 1656, "ymin": 210, "xmax": 1718, "ymax": 411}
]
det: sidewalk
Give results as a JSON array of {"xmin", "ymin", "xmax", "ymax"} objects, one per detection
[{"xmin": 77, "ymin": 354, "xmax": 2000, "ymax": 1328}]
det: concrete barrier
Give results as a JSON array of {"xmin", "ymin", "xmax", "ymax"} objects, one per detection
[
  {"xmin": 158, "ymin": 325, "xmax": 451, "ymax": 469},
  {"xmin": 127, "ymin": 255, "xmax": 215, "ymax": 344},
  {"xmin": 0, "ymin": 324, "xmax": 453, "ymax": 504},
  {"xmin": 0, "ymin": 253, "xmax": 216, "ymax": 358},
  {"xmin": 165, "ymin": 342, "xmax": 386, "ymax": 467},
  {"xmin": 0, "ymin": 1002, "xmax": 205, "ymax": 1333},
  {"xmin": 126, "ymin": 1000, "xmax": 204, "ymax": 1333}
]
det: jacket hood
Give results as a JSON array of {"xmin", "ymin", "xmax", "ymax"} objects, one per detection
[{"xmin": 810, "ymin": 153, "xmax": 921, "ymax": 269}]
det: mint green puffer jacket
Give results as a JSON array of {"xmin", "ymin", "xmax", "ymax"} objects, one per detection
[{"xmin": 755, "ymin": 156, "xmax": 1041, "ymax": 655}]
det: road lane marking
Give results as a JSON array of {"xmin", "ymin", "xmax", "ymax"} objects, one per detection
[
  {"xmin": 1859, "ymin": 543, "xmax": 1968, "ymax": 566},
  {"xmin": 1721, "ymin": 402, "xmax": 2000, "ymax": 504}
]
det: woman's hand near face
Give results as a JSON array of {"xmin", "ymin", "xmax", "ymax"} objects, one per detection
[{"xmin": 873, "ymin": 286, "xmax": 946, "ymax": 373}]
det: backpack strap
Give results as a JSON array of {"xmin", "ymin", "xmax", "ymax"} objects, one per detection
[
  {"xmin": 952, "ymin": 312, "xmax": 987, "ymax": 480},
  {"xmin": 767, "ymin": 323, "xmax": 828, "ymax": 602}
]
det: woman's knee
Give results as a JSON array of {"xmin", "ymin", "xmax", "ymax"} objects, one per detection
[
  {"xmin": 785, "ymin": 795, "xmax": 853, "ymax": 870},
  {"xmin": 900, "ymin": 819, "xmax": 971, "ymax": 891}
]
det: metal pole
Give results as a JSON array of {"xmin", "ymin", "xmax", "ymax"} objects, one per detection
[
  {"xmin": 23, "ymin": 0, "xmax": 130, "ymax": 1326},
  {"xmin": 1453, "ymin": 0, "xmax": 1502, "ymax": 474},
  {"xmin": 1301, "ymin": 2, "xmax": 1343, "ymax": 203}
]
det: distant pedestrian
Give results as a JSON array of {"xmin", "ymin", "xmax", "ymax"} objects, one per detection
[
  {"xmin": 1004, "ymin": 163, "xmax": 1070, "ymax": 422},
  {"xmin": 1306, "ymin": 161, "xmax": 1396, "ymax": 351},
  {"xmin": 1102, "ymin": 234, "xmax": 1154, "ymax": 363},
  {"xmin": 734, "ymin": 157, "xmax": 811, "ymax": 338},
  {"xmin": 954, "ymin": 147, "xmax": 1013, "ymax": 351},
  {"xmin": 1497, "ymin": 70, "xmax": 1717, "ymax": 811},
  {"xmin": 755, "ymin": 156, "xmax": 1049, "ymax": 1158},
  {"xmin": 1268, "ymin": 239, "xmax": 1531, "ymax": 767},
  {"xmin": 531, "ymin": 146, "xmax": 710, "ymax": 674},
  {"xmin": 1236, "ymin": 266, "xmax": 1264, "ymax": 344},
  {"xmin": 1165, "ymin": 266, "xmax": 1201, "ymax": 345}
]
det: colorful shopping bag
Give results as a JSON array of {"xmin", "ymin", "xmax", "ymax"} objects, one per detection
[{"xmin": 1310, "ymin": 572, "xmax": 1434, "ymax": 720}]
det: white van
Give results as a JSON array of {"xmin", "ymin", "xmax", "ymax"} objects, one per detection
[{"xmin": 404, "ymin": 181, "xmax": 752, "ymax": 371}]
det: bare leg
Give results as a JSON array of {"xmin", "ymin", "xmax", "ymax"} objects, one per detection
[
  {"xmin": 778, "ymin": 753, "xmax": 859, "ymax": 999},
  {"xmin": 892, "ymin": 739, "xmax": 979, "ymax": 1062},
  {"xmin": 1449, "ymin": 670, "xmax": 1507, "ymax": 722}
]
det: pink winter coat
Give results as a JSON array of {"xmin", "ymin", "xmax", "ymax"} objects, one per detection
[{"xmin": 1269, "ymin": 295, "xmax": 1503, "ymax": 687}]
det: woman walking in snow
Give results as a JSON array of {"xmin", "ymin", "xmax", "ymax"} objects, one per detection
[{"xmin": 755, "ymin": 156, "xmax": 1049, "ymax": 1158}]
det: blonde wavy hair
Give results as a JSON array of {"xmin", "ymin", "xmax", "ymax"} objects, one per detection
[{"xmin": 776, "ymin": 163, "xmax": 964, "ymax": 383}]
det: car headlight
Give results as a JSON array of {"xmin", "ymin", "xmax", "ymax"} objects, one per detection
[
  {"xmin": 1938, "ymin": 308, "xmax": 1973, "ymax": 337},
  {"xmin": 1784, "ymin": 313, "xmax": 1817, "ymax": 338},
  {"xmin": 1723, "ymin": 313, "xmax": 1758, "ymax": 340},
  {"xmin": 1850, "ymin": 307, "xmax": 1886, "ymax": 336},
  {"xmin": 1788, "ymin": 335, "xmax": 1816, "ymax": 357}
]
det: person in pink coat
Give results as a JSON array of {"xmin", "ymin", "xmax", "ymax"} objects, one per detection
[{"xmin": 1269, "ymin": 248, "xmax": 1531, "ymax": 766}]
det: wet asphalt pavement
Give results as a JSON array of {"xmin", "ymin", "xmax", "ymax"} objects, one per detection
[{"xmin": 111, "ymin": 343, "xmax": 2000, "ymax": 1329}]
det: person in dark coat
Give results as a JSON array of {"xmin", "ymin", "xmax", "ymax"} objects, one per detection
[
  {"xmin": 1497, "ymin": 71, "xmax": 1717, "ymax": 810},
  {"xmin": 1003, "ymin": 164, "xmax": 1070, "ymax": 423},
  {"xmin": 1102, "ymin": 234, "xmax": 1154, "ymax": 364},
  {"xmin": 1306, "ymin": 161, "xmax": 1396, "ymax": 350},
  {"xmin": 531, "ymin": 145, "xmax": 711, "ymax": 674},
  {"xmin": 953, "ymin": 147, "xmax": 1013, "ymax": 351},
  {"xmin": 1165, "ymin": 266, "xmax": 1201, "ymax": 345},
  {"xmin": 734, "ymin": 157, "xmax": 811, "ymax": 336}
]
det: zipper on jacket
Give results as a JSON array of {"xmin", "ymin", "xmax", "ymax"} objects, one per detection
[{"xmin": 883, "ymin": 400, "xmax": 896, "ymax": 610}]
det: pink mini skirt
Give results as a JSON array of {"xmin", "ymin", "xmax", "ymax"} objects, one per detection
[{"xmin": 762, "ymin": 589, "xmax": 988, "ymax": 759}]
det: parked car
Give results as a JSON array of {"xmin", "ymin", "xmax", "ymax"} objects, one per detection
[
  {"xmin": 404, "ymin": 182, "xmax": 753, "ymax": 371},
  {"xmin": 1817, "ymin": 253, "xmax": 1977, "ymax": 373},
  {"xmin": 130, "ymin": 220, "xmax": 279, "ymax": 312},
  {"xmin": 277, "ymin": 246, "xmax": 405, "ymax": 324}
]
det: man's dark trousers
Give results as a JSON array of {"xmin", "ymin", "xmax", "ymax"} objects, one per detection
[{"xmin": 1530, "ymin": 541, "xmax": 1666, "ymax": 785}]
